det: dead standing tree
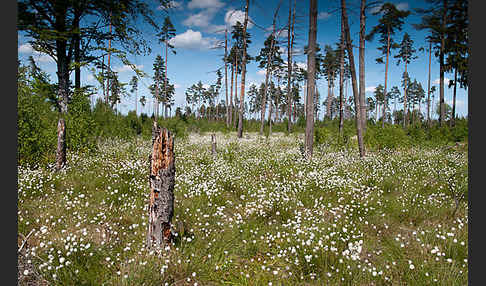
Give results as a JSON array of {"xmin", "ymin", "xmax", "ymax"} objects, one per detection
[{"xmin": 147, "ymin": 121, "xmax": 175, "ymax": 249}]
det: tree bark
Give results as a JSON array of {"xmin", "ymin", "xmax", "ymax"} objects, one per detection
[
  {"xmin": 74, "ymin": 3, "xmax": 81, "ymax": 90},
  {"xmin": 451, "ymin": 67, "xmax": 457, "ymax": 127},
  {"xmin": 164, "ymin": 41, "xmax": 169, "ymax": 119},
  {"xmin": 342, "ymin": 0, "xmax": 365, "ymax": 157},
  {"xmin": 55, "ymin": 5, "xmax": 70, "ymax": 171},
  {"xmin": 147, "ymin": 121, "xmax": 175, "ymax": 249},
  {"xmin": 234, "ymin": 56, "xmax": 238, "ymax": 129},
  {"xmin": 261, "ymin": 9, "xmax": 279, "ymax": 135},
  {"xmin": 230, "ymin": 62, "xmax": 234, "ymax": 127},
  {"xmin": 106, "ymin": 12, "xmax": 112, "ymax": 105},
  {"xmin": 427, "ymin": 40, "xmax": 432, "ymax": 127},
  {"xmin": 225, "ymin": 29, "xmax": 229, "ymax": 128},
  {"xmin": 286, "ymin": 0, "xmax": 293, "ymax": 133},
  {"xmin": 326, "ymin": 77, "xmax": 332, "ymax": 119},
  {"xmin": 237, "ymin": 0, "xmax": 250, "ymax": 138},
  {"xmin": 359, "ymin": 0, "xmax": 367, "ymax": 133},
  {"xmin": 403, "ymin": 60, "xmax": 408, "ymax": 128},
  {"xmin": 55, "ymin": 118, "xmax": 66, "ymax": 170},
  {"xmin": 268, "ymin": 88, "xmax": 273, "ymax": 136},
  {"xmin": 305, "ymin": 0, "xmax": 317, "ymax": 159},
  {"xmin": 260, "ymin": 64, "xmax": 271, "ymax": 135},
  {"xmin": 382, "ymin": 28, "xmax": 390, "ymax": 128},
  {"xmin": 155, "ymin": 73, "xmax": 160, "ymax": 121},
  {"xmin": 439, "ymin": 0, "xmax": 448, "ymax": 127},
  {"xmin": 211, "ymin": 133, "xmax": 217, "ymax": 156},
  {"xmin": 339, "ymin": 19, "xmax": 345, "ymax": 137}
]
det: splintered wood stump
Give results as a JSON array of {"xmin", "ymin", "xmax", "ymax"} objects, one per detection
[
  {"xmin": 146, "ymin": 121, "xmax": 175, "ymax": 249},
  {"xmin": 211, "ymin": 133, "xmax": 217, "ymax": 156},
  {"xmin": 55, "ymin": 118, "xmax": 66, "ymax": 171}
]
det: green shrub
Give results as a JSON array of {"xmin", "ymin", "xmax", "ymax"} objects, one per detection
[
  {"xmin": 65, "ymin": 91, "xmax": 98, "ymax": 154},
  {"xmin": 17, "ymin": 89, "xmax": 57, "ymax": 166},
  {"xmin": 365, "ymin": 125, "xmax": 410, "ymax": 150},
  {"xmin": 407, "ymin": 125, "xmax": 428, "ymax": 146}
]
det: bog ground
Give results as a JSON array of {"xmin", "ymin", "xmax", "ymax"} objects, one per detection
[{"xmin": 17, "ymin": 132, "xmax": 468, "ymax": 285}]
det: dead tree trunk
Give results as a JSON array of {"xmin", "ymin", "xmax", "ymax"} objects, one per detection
[
  {"xmin": 211, "ymin": 133, "xmax": 217, "ymax": 156},
  {"xmin": 55, "ymin": 118, "xmax": 66, "ymax": 170},
  {"xmin": 147, "ymin": 121, "xmax": 175, "ymax": 249}
]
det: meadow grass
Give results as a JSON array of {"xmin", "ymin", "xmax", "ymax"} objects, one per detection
[{"xmin": 18, "ymin": 132, "xmax": 468, "ymax": 285}]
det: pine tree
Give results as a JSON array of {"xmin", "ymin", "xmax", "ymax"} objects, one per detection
[
  {"xmin": 414, "ymin": 0, "xmax": 451, "ymax": 127},
  {"xmin": 157, "ymin": 16, "xmax": 176, "ymax": 119},
  {"xmin": 394, "ymin": 32, "xmax": 417, "ymax": 127},
  {"xmin": 366, "ymin": 2, "xmax": 410, "ymax": 128},
  {"xmin": 129, "ymin": 76, "xmax": 139, "ymax": 115},
  {"xmin": 17, "ymin": 0, "xmax": 168, "ymax": 170}
]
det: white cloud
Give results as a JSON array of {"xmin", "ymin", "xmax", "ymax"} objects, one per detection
[
  {"xmin": 257, "ymin": 69, "xmax": 266, "ymax": 76},
  {"xmin": 168, "ymin": 1, "xmax": 183, "ymax": 10},
  {"xmin": 202, "ymin": 83, "xmax": 210, "ymax": 89},
  {"xmin": 19, "ymin": 43, "xmax": 56, "ymax": 63},
  {"xmin": 446, "ymin": 99, "xmax": 464, "ymax": 107},
  {"xmin": 187, "ymin": 0, "xmax": 224, "ymax": 10},
  {"xmin": 317, "ymin": 12, "xmax": 332, "ymax": 20},
  {"xmin": 370, "ymin": 2, "xmax": 409, "ymax": 14},
  {"xmin": 114, "ymin": 64, "xmax": 144, "ymax": 73},
  {"xmin": 296, "ymin": 62, "xmax": 307, "ymax": 70},
  {"xmin": 182, "ymin": 4, "xmax": 227, "ymax": 34},
  {"xmin": 18, "ymin": 43, "xmax": 33, "ymax": 53},
  {"xmin": 225, "ymin": 9, "xmax": 254, "ymax": 29},
  {"xmin": 174, "ymin": 83, "xmax": 181, "ymax": 89},
  {"xmin": 370, "ymin": 4, "xmax": 382, "ymax": 14},
  {"xmin": 365, "ymin": 86, "xmax": 376, "ymax": 93},
  {"xmin": 433, "ymin": 77, "xmax": 452, "ymax": 86},
  {"xmin": 396, "ymin": 2, "xmax": 409, "ymax": 11},
  {"xmin": 169, "ymin": 29, "xmax": 217, "ymax": 50},
  {"xmin": 183, "ymin": 10, "xmax": 215, "ymax": 27},
  {"xmin": 87, "ymin": 74, "xmax": 95, "ymax": 82},
  {"xmin": 36, "ymin": 54, "xmax": 55, "ymax": 63}
]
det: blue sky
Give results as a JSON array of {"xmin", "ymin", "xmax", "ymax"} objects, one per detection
[{"xmin": 17, "ymin": 0, "xmax": 468, "ymax": 119}]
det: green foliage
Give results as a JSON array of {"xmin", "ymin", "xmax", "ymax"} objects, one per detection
[
  {"xmin": 365, "ymin": 124, "xmax": 411, "ymax": 150},
  {"xmin": 65, "ymin": 91, "xmax": 98, "ymax": 154},
  {"xmin": 17, "ymin": 82, "xmax": 57, "ymax": 166}
]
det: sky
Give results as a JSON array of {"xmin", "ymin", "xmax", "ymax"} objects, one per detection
[{"xmin": 17, "ymin": 0, "xmax": 468, "ymax": 120}]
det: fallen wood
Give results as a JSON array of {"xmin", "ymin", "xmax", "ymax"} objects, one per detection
[{"xmin": 146, "ymin": 121, "xmax": 175, "ymax": 249}]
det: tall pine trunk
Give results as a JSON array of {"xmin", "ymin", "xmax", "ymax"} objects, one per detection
[
  {"xmin": 359, "ymin": 0, "xmax": 367, "ymax": 133},
  {"xmin": 339, "ymin": 20, "xmax": 345, "ymax": 137},
  {"xmin": 225, "ymin": 29, "xmax": 229, "ymax": 127},
  {"xmin": 326, "ymin": 76, "xmax": 332, "ymax": 119},
  {"xmin": 164, "ymin": 41, "xmax": 169, "ymax": 119},
  {"xmin": 55, "ymin": 4, "xmax": 69, "ymax": 171},
  {"xmin": 237, "ymin": 0, "xmax": 250, "ymax": 138},
  {"xmin": 450, "ymin": 67, "xmax": 457, "ymax": 127},
  {"xmin": 403, "ymin": 60, "xmax": 408, "ymax": 128},
  {"xmin": 230, "ymin": 62, "xmax": 234, "ymax": 127},
  {"xmin": 286, "ymin": 0, "xmax": 293, "ymax": 133},
  {"xmin": 260, "ymin": 64, "xmax": 271, "ymax": 134},
  {"xmin": 305, "ymin": 0, "xmax": 317, "ymax": 159},
  {"xmin": 382, "ymin": 28, "xmax": 390, "ymax": 128},
  {"xmin": 234, "ymin": 55, "xmax": 238, "ymax": 129},
  {"xmin": 74, "ymin": 4, "xmax": 81, "ymax": 90},
  {"xmin": 106, "ymin": 12, "xmax": 112, "ymax": 106},
  {"xmin": 439, "ymin": 0, "xmax": 448, "ymax": 127},
  {"xmin": 261, "ymin": 7, "xmax": 279, "ymax": 135},
  {"xmin": 342, "ymin": 0, "xmax": 365, "ymax": 157},
  {"xmin": 427, "ymin": 40, "xmax": 432, "ymax": 127}
]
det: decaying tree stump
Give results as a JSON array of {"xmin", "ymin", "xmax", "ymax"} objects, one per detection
[
  {"xmin": 211, "ymin": 133, "xmax": 217, "ymax": 157},
  {"xmin": 146, "ymin": 121, "xmax": 175, "ymax": 249},
  {"xmin": 55, "ymin": 118, "xmax": 66, "ymax": 171}
]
